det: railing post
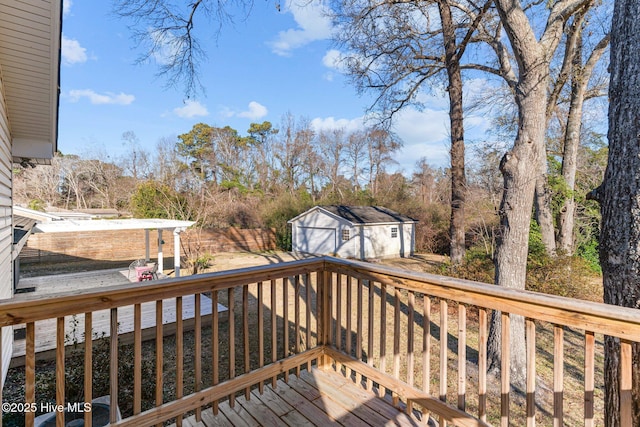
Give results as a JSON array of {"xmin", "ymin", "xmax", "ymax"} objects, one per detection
[{"xmin": 620, "ymin": 340, "xmax": 633, "ymax": 427}]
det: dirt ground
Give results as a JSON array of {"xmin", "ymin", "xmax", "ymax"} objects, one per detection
[
  {"xmin": 20, "ymin": 251, "xmax": 448, "ymax": 279},
  {"xmin": 200, "ymin": 251, "xmax": 448, "ymax": 276}
]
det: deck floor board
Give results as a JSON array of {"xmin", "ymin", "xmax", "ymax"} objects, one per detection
[{"xmin": 168, "ymin": 369, "xmax": 423, "ymax": 427}]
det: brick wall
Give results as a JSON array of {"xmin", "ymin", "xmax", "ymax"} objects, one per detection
[{"xmin": 20, "ymin": 227, "xmax": 277, "ymax": 264}]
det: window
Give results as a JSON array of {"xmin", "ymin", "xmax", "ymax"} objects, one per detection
[
  {"xmin": 342, "ymin": 229, "xmax": 350, "ymax": 241},
  {"xmin": 391, "ymin": 227, "xmax": 398, "ymax": 238}
]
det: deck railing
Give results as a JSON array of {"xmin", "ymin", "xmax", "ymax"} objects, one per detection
[{"xmin": 0, "ymin": 257, "xmax": 639, "ymax": 426}]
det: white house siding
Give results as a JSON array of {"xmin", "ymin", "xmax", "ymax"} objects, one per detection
[{"xmin": 0, "ymin": 75, "xmax": 12, "ymax": 384}]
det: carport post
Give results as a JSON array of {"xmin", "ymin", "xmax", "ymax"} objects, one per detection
[
  {"xmin": 173, "ymin": 228, "xmax": 183, "ymax": 277},
  {"xmin": 145, "ymin": 229, "xmax": 150, "ymax": 262},
  {"xmin": 157, "ymin": 230, "xmax": 164, "ymax": 273}
]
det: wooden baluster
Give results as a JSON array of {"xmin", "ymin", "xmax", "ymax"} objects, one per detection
[
  {"xmin": 57, "ymin": 317, "xmax": 65, "ymax": 427},
  {"xmin": 243, "ymin": 285, "xmax": 250, "ymax": 400},
  {"xmin": 84, "ymin": 314, "xmax": 93, "ymax": 427},
  {"xmin": 295, "ymin": 275, "xmax": 301, "ymax": 377},
  {"xmin": 326, "ymin": 271, "xmax": 332, "ymax": 353},
  {"xmin": 258, "ymin": 282, "xmax": 265, "ymax": 393},
  {"xmin": 271, "ymin": 279, "xmax": 277, "ymax": 388},
  {"xmin": 553, "ymin": 325, "xmax": 564, "ymax": 427},
  {"xmin": 478, "ymin": 308, "xmax": 487, "ymax": 423},
  {"xmin": 584, "ymin": 331, "xmax": 595, "ymax": 427},
  {"xmin": 458, "ymin": 303, "xmax": 466, "ymax": 412},
  {"xmin": 526, "ymin": 318, "xmax": 536, "ymax": 427},
  {"xmin": 25, "ymin": 322, "xmax": 35, "ymax": 427},
  {"xmin": 195, "ymin": 293, "xmax": 202, "ymax": 421},
  {"xmin": 440, "ymin": 300, "xmax": 448, "ymax": 405},
  {"xmin": 211, "ymin": 291, "xmax": 219, "ymax": 414},
  {"xmin": 305, "ymin": 274, "xmax": 312, "ymax": 372},
  {"xmin": 501, "ymin": 313, "xmax": 510, "ymax": 427},
  {"xmin": 407, "ymin": 291, "xmax": 415, "ymax": 415},
  {"xmin": 156, "ymin": 300, "xmax": 164, "ymax": 423},
  {"xmin": 228, "ymin": 288, "xmax": 236, "ymax": 407},
  {"xmin": 367, "ymin": 281, "xmax": 374, "ymax": 391},
  {"xmin": 134, "ymin": 303, "xmax": 142, "ymax": 415},
  {"xmin": 423, "ymin": 295, "xmax": 432, "ymax": 423},
  {"xmin": 283, "ymin": 277, "xmax": 289, "ymax": 383},
  {"xmin": 318, "ymin": 269, "xmax": 331, "ymax": 369},
  {"xmin": 336, "ymin": 273, "xmax": 342, "ymax": 374},
  {"xmin": 110, "ymin": 309, "xmax": 118, "ymax": 424},
  {"xmin": 176, "ymin": 297, "xmax": 183, "ymax": 427},
  {"xmin": 346, "ymin": 276, "xmax": 353, "ymax": 380},
  {"xmin": 379, "ymin": 283, "xmax": 387, "ymax": 399},
  {"xmin": 356, "ymin": 278, "xmax": 363, "ymax": 386},
  {"xmin": 620, "ymin": 340, "xmax": 633, "ymax": 427},
  {"xmin": 393, "ymin": 286, "xmax": 401, "ymax": 407}
]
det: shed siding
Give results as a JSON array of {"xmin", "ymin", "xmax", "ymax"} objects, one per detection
[
  {"xmin": 290, "ymin": 208, "xmax": 415, "ymax": 259},
  {"xmin": 0, "ymin": 73, "xmax": 13, "ymax": 384}
]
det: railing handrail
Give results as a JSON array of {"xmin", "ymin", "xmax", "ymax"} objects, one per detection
[
  {"xmin": 0, "ymin": 257, "xmax": 325, "ymax": 326},
  {"xmin": 4, "ymin": 255, "xmax": 640, "ymax": 340},
  {"xmin": 325, "ymin": 257, "xmax": 640, "ymax": 341}
]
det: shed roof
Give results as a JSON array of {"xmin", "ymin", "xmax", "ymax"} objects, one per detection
[{"xmin": 290, "ymin": 205, "xmax": 417, "ymax": 225}]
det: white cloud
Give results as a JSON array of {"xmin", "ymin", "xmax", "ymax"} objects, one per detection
[
  {"xmin": 228, "ymin": 102, "xmax": 268, "ymax": 120},
  {"xmin": 311, "ymin": 116, "xmax": 365, "ymax": 134},
  {"xmin": 63, "ymin": 0, "xmax": 73, "ymax": 16},
  {"xmin": 322, "ymin": 49, "xmax": 343, "ymax": 70},
  {"xmin": 61, "ymin": 35, "xmax": 87, "ymax": 66},
  {"xmin": 173, "ymin": 100, "xmax": 209, "ymax": 118},
  {"xmin": 238, "ymin": 101, "xmax": 268, "ymax": 119},
  {"xmin": 392, "ymin": 108, "xmax": 451, "ymax": 169},
  {"xmin": 67, "ymin": 89, "xmax": 135, "ymax": 105},
  {"xmin": 268, "ymin": 1, "xmax": 333, "ymax": 56}
]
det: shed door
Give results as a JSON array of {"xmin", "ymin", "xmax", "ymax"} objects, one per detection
[{"xmin": 297, "ymin": 227, "xmax": 336, "ymax": 255}]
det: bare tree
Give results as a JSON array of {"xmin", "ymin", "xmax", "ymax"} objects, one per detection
[
  {"xmin": 479, "ymin": 0, "xmax": 593, "ymax": 387},
  {"xmin": 332, "ymin": 0, "xmax": 490, "ymax": 264},
  {"xmin": 317, "ymin": 128, "xmax": 346, "ymax": 198},
  {"xmin": 345, "ymin": 130, "xmax": 368, "ymax": 191},
  {"xmin": 14, "ymin": 154, "xmax": 63, "ymax": 208},
  {"xmin": 366, "ymin": 127, "xmax": 401, "ymax": 198},
  {"xmin": 114, "ymin": 0, "xmax": 254, "ymax": 96}
]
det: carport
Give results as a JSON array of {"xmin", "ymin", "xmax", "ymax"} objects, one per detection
[{"xmin": 19, "ymin": 208, "xmax": 195, "ymax": 277}]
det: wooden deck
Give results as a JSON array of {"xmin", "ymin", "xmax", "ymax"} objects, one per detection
[{"xmin": 171, "ymin": 369, "xmax": 423, "ymax": 427}]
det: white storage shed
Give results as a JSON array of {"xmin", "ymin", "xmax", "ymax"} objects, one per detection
[{"xmin": 288, "ymin": 205, "xmax": 417, "ymax": 260}]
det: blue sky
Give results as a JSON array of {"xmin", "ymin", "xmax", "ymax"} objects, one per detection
[{"xmin": 59, "ymin": 0, "xmax": 492, "ymax": 173}]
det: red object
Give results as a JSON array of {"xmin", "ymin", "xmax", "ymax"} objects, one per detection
[{"xmin": 135, "ymin": 266, "xmax": 152, "ymax": 282}]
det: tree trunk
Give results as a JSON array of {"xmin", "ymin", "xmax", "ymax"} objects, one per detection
[
  {"xmin": 556, "ymin": 77, "xmax": 584, "ymax": 255},
  {"xmin": 438, "ymin": 0, "xmax": 466, "ymax": 265},
  {"xmin": 489, "ymin": 62, "xmax": 549, "ymax": 389},
  {"xmin": 534, "ymin": 176, "xmax": 557, "ymax": 256},
  {"xmin": 600, "ymin": 1, "xmax": 640, "ymax": 424},
  {"xmin": 558, "ymin": 32, "xmax": 609, "ymax": 255}
]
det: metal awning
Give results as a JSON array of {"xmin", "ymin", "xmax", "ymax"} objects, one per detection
[
  {"xmin": 31, "ymin": 217, "xmax": 196, "ymax": 278},
  {"xmin": 33, "ymin": 218, "xmax": 195, "ymax": 233}
]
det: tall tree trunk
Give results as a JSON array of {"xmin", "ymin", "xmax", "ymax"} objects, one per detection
[
  {"xmin": 534, "ymin": 176, "xmax": 557, "ymax": 256},
  {"xmin": 488, "ymin": 60, "xmax": 549, "ymax": 390},
  {"xmin": 438, "ymin": 0, "xmax": 466, "ymax": 265},
  {"xmin": 556, "ymin": 80, "xmax": 584, "ymax": 255},
  {"xmin": 558, "ymin": 33, "xmax": 609, "ymax": 254},
  {"xmin": 599, "ymin": 1, "xmax": 640, "ymax": 424}
]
